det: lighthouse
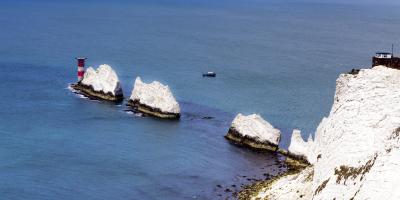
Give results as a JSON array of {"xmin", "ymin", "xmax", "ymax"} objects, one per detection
[{"xmin": 76, "ymin": 57, "xmax": 86, "ymax": 82}]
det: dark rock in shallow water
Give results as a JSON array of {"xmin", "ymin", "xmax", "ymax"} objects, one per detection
[
  {"xmin": 126, "ymin": 99, "xmax": 180, "ymax": 119},
  {"xmin": 348, "ymin": 68, "xmax": 360, "ymax": 75},
  {"xmin": 224, "ymin": 127, "xmax": 279, "ymax": 152}
]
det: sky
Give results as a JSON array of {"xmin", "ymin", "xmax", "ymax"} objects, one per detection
[{"xmin": 299, "ymin": 0, "xmax": 400, "ymax": 5}]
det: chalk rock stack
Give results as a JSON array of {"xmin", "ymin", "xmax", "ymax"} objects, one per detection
[
  {"xmin": 252, "ymin": 66, "xmax": 400, "ymax": 200},
  {"xmin": 287, "ymin": 129, "xmax": 314, "ymax": 164},
  {"xmin": 225, "ymin": 114, "xmax": 281, "ymax": 151},
  {"xmin": 127, "ymin": 77, "xmax": 180, "ymax": 119},
  {"xmin": 72, "ymin": 64, "xmax": 123, "ymax": 102}
]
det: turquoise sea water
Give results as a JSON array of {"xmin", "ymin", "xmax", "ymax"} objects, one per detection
[{"xmin": 0, "ymin": 0, "xmax": 399, "ymax": 199}]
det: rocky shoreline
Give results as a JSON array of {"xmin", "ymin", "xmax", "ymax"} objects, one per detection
[
  {"xmin": 238, "ymin": 166, "xmax": 309, "ymax": 200},
  {"xmin": 233, "ymin": 145, "xmax": 311, "ymax": 199},
  {"xmin": 237, "ymin": 157, "xmax": 311, "ymax": 200}
]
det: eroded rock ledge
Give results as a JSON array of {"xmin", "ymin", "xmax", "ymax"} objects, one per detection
[
  {"xmin": 225, "ymin": 127, "xmax": 279, "ymax": 151},
  {"xmin": 71, "ymin": 82, "xmax": 123, "ymax": 102},
  {"xmin": 126, "ymin": 99, "xmax": 180, "ymax": 119}
]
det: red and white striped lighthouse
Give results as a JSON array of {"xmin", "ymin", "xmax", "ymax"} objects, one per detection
[{"xmin": 76, "ymin": 57, "xmax": 86, "ymax": 82}]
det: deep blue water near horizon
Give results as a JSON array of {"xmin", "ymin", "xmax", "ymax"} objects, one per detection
[{"xmin": 1, "ymin": 0, "xmax": 400, "ymax": 199}]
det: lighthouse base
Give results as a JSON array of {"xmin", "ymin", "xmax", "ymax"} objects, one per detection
[{"xmin": 70, "ymin": 82, "xmax": 123, "ymax": 103}]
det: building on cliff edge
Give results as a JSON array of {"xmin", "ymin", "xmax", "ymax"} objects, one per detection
[{"xmin": 372, "ymin": 52, "xmax": 400, "ymax": 69}]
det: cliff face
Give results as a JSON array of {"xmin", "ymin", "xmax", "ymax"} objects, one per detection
[
  {"xmin": 254, "ymin": 66, "xmax": 400, "ymax": 199},
  {"xmin": 311, "ymin": 65, "xmax": 400, "ymax": 199}
]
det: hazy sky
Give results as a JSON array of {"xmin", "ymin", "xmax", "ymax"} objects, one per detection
[{"xmin": 296, "ymin": 0, "xmax": 400, "ymax": 5}]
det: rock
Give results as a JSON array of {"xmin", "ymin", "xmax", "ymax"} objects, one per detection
[
  {"xmin": 127, "ymin": 77, "xmax": 180, "ymax": 119},
  {"xmin": 287, "ymin": 129, "xmax": 314, "ymax": 165},
  {"xmin": 224, "ymin": 114, "xmax": 281, "ymax": 151},
  {"xmin": 71, "ymin": 64, "xmax": 123, "ymax": 102}
]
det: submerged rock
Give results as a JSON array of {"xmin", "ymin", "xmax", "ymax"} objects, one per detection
[
  {"xmin": 225, "ymin": 114, "xmax": 281, "ymax": 151},
  {"xmin": 127, "ymin": 77, "xmax": 180, "ymax": 119},
  {"xmin": 247, "ymin": 66, "xmax": 400, "ymax": 199},
  {"xmin": 71, "ymin": 64, "xmax": 123, "ymax": 102}
]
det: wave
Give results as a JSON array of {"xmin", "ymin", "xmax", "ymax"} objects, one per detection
[{"xmin": 66, "ymin": 83, "xmax": 88, "ymax": 99}]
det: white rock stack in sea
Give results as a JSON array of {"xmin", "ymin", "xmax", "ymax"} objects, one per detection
[
  {"xmin": 225, "ymin": 113, "xmax": 281, "ymax": 151},
  {"xmin": 287, "ymin": 129, "xmax": 314, "ymax": 164},
  {"xmin": 127, "ymin": 77, "xmax": 180, "ymax": 119},
  {"xmin": 250, "ymin": 66, "xmax": 400, "ymax": 200},
  {"xmin": 72, "ymin": 64, "xmax": 123, "ymax": 102}
]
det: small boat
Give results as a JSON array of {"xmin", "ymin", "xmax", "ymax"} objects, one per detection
[{"xmin": 202, "ymin": 71, "xmax": 216, "ymax": 77}]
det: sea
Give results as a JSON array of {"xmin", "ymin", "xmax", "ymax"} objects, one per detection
[{"xmin": 0, "ymin": 0, "xmax": 399, "ymax": 199}]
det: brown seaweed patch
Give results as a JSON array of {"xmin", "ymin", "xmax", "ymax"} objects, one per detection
[
  {"xmin": 389, "ymin": 127, "xmax": 400, "ymax": 140},
  {"xmin": 334, "ymin": 154, "xmax": 377, "ymax": 185},
  {"xmin": 238, "ymin": 167, "xmax": 312, "ymax": 200},
  {"xmin": 314, "ymin": 178, "xmax": 330, "ymax": 195},
  {"xmin": 285, "ymin": 157, "xmax": 309, "ymax": 171},
  {"xmin": 385, "ymin": 127, "xmax": 400, "ymax": 153},
  {"xmin": 350, "ymin": 187, "xmax": 361, "ymax": 200},
  {"xmin": 305, "ymin": 168, "xmax": 314, "ymax": 182},
  {"xmin": 278, "ymin": 148, "xmax": 310, "ymax": 169}
]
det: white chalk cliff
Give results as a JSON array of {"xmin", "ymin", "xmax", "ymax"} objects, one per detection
[
  {"xmin": 254, "ymin": 66, "xmax": 400, "ymax": 199},
  {"xmin": 130, "ymin": 77, "xmax": 180, "ymax": 114},
  {"xmin": 81, "ymin": 64, "xmax": 123, "ymax": 95},
  {"xmin": 231, "ymin": 114, "xmax": 281, "ymax": 146}
]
